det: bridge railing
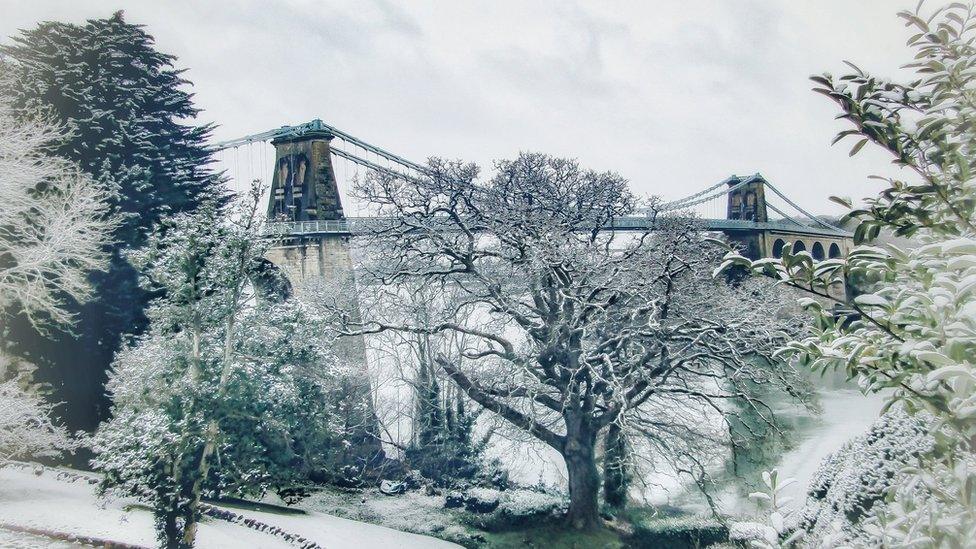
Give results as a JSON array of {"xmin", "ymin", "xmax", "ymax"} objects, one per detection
[
  {"xmin": 263, "ymin": 216, "xmax": 851, "ymax": 238},
  {"xmin": 263, "ymin": 219, "xmax": 351, "ymax": 236}
]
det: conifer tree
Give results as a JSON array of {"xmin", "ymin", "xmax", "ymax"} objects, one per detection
[{"xmin": 0, "ymin": 12, "xmax": 222, "ymax": 433}]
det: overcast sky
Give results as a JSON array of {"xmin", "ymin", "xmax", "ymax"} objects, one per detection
[{"xmin": 1, "ymin": 1, "xmax": 920, "ymax": 215}]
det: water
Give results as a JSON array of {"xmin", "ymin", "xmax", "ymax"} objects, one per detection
[{"xmin": 765, "ymin": 388, "xmax": 886, "ymax": 509}]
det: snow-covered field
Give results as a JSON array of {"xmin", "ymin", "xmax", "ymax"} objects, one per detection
[{"xmin": 0, "ymin": 467, "xmax": 460, "ymax": 549}]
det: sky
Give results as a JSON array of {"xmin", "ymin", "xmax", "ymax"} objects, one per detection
[{"xmin": 0, "ymin": 0, "xmax": 920, "ymax": 215}]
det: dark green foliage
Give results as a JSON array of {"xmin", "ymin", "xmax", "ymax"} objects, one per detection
[
  {"xmin": 404, "ymin": 357, "xmax": 486, "ymax": 485},
  {"xmin": 0, "ymin": 12, "xmax": 219, "ymax": 238},
  {"xmin": 0, "ymin": 11, "xmax": 222, "ymax": 435},
  {"xmin": 92, "ymin": 197, "xmax": 339, "ymax": 548},
  {"xmin": 603, "ymin": 423, "xmax": 630, "ymax": 509},
  {"xmin": 629, "ymin": 515, "xmax": 730, "ymax": 549},
  {"xmin": 416, "ymin": 358, "xmax": 445, "ymax": 447}
]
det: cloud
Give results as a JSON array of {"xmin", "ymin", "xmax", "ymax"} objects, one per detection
[{"xmin": 0, "ymin": 0, "xmax": 915, "ymax": 214}]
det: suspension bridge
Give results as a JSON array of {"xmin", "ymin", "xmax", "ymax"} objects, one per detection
[{"xmin": 210, "ymin": 119, "xmax": 853, "ymax": 268}]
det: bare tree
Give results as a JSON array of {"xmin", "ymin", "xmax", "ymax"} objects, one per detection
[
  {"xmin": 0, "ymin": 91, "xmax": 115, "ymax": 329},
  {"xmin": 0, "ymin": 377, "xmax": 77, "ymax": 463},
  {"xmin": 354, "ymin": 279, "xmax": 492, "ymax": 482},
  {"xmin": 346, "ymin": 153, "xmax": 804, "ymax": 529}
]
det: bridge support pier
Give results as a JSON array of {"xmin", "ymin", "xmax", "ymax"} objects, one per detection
[
  {"xmin": 265, "ymin": 235, "xmax": 356, "ymax": 282},
  {"xmin": 263, "ymin": 129, "xmax": 383, "ymax": 473}
]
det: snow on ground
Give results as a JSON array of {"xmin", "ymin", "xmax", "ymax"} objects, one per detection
[
  {"xmin": 0, "ymin": 467, "xmax": 461, "ymax": 549},
  {"xmin": 0, "ymin": 528, "xmax": 80, "ymax": 548},
  {"xmin": 232, "ymin": 502, "xmax": 462, "ymax": 549},
  {"xmin": 294, "ymin": 487, "xmax": 474, "ymax": 543}
]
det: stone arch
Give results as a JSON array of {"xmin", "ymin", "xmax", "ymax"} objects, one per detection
[
  {"xmin": 792, "ymin": 240, "xmax": 807, "ymax": 253},
  {"xmin": 829, "ymin": 242, "xmax": 842, "ymax": 258},
  {"xmin": 812, "ymin": 241, "xmax": 825, "ymax": 260},
  {"xmin": 772, "ymin": 238, "xmax": 786, "ymax": 258}
]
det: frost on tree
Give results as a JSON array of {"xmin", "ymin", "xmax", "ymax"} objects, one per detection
[
  {"xmin": 0, "ymin": 89, "xmax": 114, "ymax": 328},
  {"xmin": 0, "ymin": 379, "xmax": 77, "ymax": 463},
  {"xmin": 0, "ymin": 11, "xmax": 223, "ymax": 434},
  {"xmin": 93, "ymin": 189, "xmax": 343, "ymax": 549},
  {"xmin": 343, "ymin": 153, "xmax": 807, "ymax": 529},
  {"xmin": 0, "ymin": 86, "xmax": 113, "ymax": 464}
]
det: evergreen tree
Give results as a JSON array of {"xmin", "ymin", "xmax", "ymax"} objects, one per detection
[
  {"xmin": 414, "ymin": 350, "xmax": 445, "ymax": 448},
  {"xmin": 0, "ymin": 11, "xmax": 222, "ymax": 434},
  {"xmin": 406, "ymin": 348, "xmax": 485, "ymax": 485},
  {"xmin": 93, "ymin": 188, "xmax": 338, "ymax": 549}
]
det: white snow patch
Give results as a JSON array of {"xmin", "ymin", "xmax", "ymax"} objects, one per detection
[
  {"xmin": 295, "ymin": 488, "xmax": 472, "ymax": 543},
  {"xmin": 0, "ymin": 467, "xmax": 460, "ymax": 549}
]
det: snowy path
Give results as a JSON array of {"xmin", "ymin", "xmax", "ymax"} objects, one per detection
[{"xmin": 0, "ymin": 467, "xmax": 460, "ymax": 548}]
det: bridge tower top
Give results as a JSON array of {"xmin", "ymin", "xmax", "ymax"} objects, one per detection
[
  {"xmin": 267, "ymin": 128, "xmax": 345, "ymax": 222},
  {"xmin": 726, "ymin": 175, "xmax": 768, "ymax": 222}
]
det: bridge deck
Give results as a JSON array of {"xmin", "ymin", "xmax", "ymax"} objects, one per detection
[{"xmin": 263, "ymin": 217, "xmax": 852, "ymax": 239}]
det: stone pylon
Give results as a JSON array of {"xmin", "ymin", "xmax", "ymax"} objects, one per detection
[{"xmin": 263, "ymin": 128, "xmax": 383, "ymax": 473}]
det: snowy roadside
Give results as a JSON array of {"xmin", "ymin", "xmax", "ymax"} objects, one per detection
[{"xmin": 0, "ymin": 467, "xmax": 461, "ymax": 548}]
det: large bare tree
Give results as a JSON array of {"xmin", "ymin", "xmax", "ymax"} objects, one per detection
[{"xmin": 347, "ymin": 153, "xmax": 804, "ymax": 528}]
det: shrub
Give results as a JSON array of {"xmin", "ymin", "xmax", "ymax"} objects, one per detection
[
  {"xmin": 793, "ymin": 410, "xmax": 934, "ymax": 545},
  {"xmin": 630, "ymin": 515, "xmax": 730, "ymax": 549}
]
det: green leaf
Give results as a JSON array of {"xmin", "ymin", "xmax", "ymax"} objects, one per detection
[
  {"xmin": 849, "ymin": 138, "xmax": 869, "ymax": 156},
  {"xmin": 831, "ymin": 130, "xmax": 861, "ymax": 146},
  {"xmin": 829, "ymin": 195, "xmax": 853, "ymax": 209}
]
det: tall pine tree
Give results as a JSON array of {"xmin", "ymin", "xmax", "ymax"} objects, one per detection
[{"xmin": 0, "ymin": 11, "xmax": 223, "ymax": 437}]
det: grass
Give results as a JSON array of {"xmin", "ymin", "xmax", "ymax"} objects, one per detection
[
  {"xmin": 472, "ymin": 522, "xmax": 626, "ymax": 549},
  {"xmin": 293, "ymin": 483, "xmax": 736, "ymax": 548}
]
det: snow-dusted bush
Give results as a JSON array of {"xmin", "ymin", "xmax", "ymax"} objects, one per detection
[
  {"xmin": 0, "ymin": 380, "xmax": 76, "ymax": 462},
  {"xmin": 729, "ymin": 521, "xmax": 772, "ymax": 545},
  {"xmin": 92, "ymin": 189, "xmax": 341, "ymax": 549},
  {"xmin": 631, "ymin": 514, "xmax": 729, "ymax": 549},
  {"xmin": 463, "ymin": 487, "xmax": 501, "ymax": 513},
  {"xmin": 495, "ymin": 488, "xmax": 566, "ymax": 520},
  {"xmin": 457, "ymin": 486, "xmax": 567, "ymax": 530},
  {"xmin": 794, "ymin": 410, "xmax": 935, "ymax": 545}
]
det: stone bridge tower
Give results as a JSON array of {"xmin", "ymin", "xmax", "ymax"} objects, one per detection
[
  {"xmin": 264, "ymin": 128, "xmax": 354, "ymax": 281},
  {"xmin": 263, "ymin": 129, "xmax": 382, "ymax": 469},
  {"xmin": 727, "ymin": 175, "xmax": 768, "ymax": 222}
]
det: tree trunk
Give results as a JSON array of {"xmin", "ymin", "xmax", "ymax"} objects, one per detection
[
  {"xmin": 156, "ymin": 507, "xmax": 182, "ymax": 549},
  {"xmin": 603, "ymin": 422, "xmax": 629, "ymax": 509},
  {"xmin": 563, "ymin": 428, "xmax": 601, "ymax": 530},
  {"xmin": 181, "ymin": 422, "xmax": 218, "ymax": 548}
]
